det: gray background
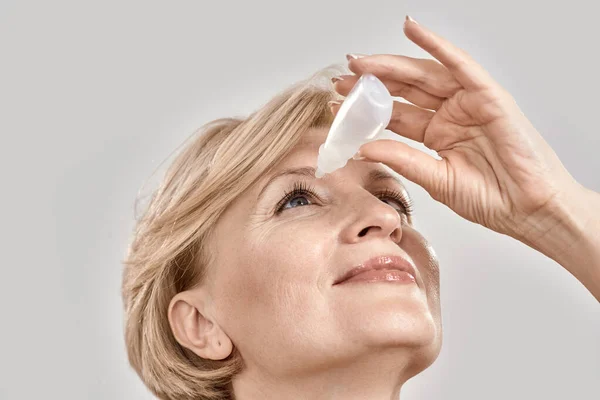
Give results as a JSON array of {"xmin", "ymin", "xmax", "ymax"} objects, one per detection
[{"xmin": 1, "ymin": 0, "xmax": 598, "ymax": 399}]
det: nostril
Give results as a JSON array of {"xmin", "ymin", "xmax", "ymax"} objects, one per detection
[{"xmin": 358, "ymin": 227, "xmax": 370, "ymax": 237}]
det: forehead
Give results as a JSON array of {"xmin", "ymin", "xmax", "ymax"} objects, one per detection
[
  {"xmin": 262, "ymin": 127, "xmax": 405, "ymax": 189},
  {"xmin": 296, "ymin": 126, "xmax": 329, "ymax": 150},
  {"xmin": 263, "ymin": 126, "xmax": 325, "ymax": 173},
  {"xmin": 273, "ymin": 127, "xmax": 333, "ymax": 173}
]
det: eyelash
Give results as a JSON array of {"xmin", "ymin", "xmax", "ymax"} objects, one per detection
[{"xmin": 275, "ymin": 181, "xmax": 414, "ymax": 216}]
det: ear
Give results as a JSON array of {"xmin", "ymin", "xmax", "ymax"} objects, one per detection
[{"xmin": 167, "ymin": 287, "xmax": 233, "ymax": 360}]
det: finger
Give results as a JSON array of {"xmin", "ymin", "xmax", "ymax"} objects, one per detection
[
  {"xmin": 329, "ymin": 99, "xmax": 434, "ymax": 144},
  {"xmin": 387, "ymin": 101, "xmax": 434, "ymax": 143},
  {"xmin": 333, "ymin": 74, "xmax": 444, "ymax": 111},
  {"xmin": 356, "ymin": 139, "xmax": 446, "ymax": 197},
  {"xmin": 403, "ymin": 16, "xmax": 495, "ymax": 91},
  {"xmin": 346, "ymin": 54, "xmax": 462, "ymax": 98}
]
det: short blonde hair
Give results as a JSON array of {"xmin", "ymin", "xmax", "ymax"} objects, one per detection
[{"xmin": 121, "ymin": 64, "xmax": 348, "ymax": 400}]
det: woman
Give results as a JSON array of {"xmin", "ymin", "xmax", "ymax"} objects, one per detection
[{"xmin": 121, "ymin": 16, "xmax": 600, "ymax": 400}]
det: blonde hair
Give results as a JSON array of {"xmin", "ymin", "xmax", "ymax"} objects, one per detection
[{"xmin": 121, "ymin": 64, "xmax": 348, "ymax": 400}]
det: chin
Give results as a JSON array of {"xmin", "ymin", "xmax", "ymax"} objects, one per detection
[
  {"xmin": 361, "ymin": 307, "xmax": 439, "ymax": 350},
  {"xmin": 403, "ymin": 337, "xmax": 443, "ymax": 379}
]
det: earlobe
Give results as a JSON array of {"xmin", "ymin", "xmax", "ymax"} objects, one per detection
[{"xmin": 167, "ymin": 290, "xmax": 233, "ymax": 360}]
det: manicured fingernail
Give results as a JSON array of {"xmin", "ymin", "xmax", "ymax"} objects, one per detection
[
  {"xmin": 346, "ymin": 53, "xmax": 367, "ymax": 61},
  {"xmin": 405, "ymin": 15, "xmax": 418, "ymax": 24},
  {"xmin": 331, "ymin": 76, "xmax": 344, "ymax": 83},
  {"xmin": 327, "ymin": 100, "xmax": 342, "ymax": 114}
]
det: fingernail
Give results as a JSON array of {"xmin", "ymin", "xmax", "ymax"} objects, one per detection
[
  {"xmin": 346, "ymin": 53, "xmax": 367, "ymax": 61},
  {"xmin": 405, "ymin": 15, "xmax": 418, "ymax": 24},
  {"xmin": 327, "ymin": 100, "xmax": 342, "ymax": 114},
  {"xmin": 331, "ymin": 76, "xmax": 344, "ymax": 83}
]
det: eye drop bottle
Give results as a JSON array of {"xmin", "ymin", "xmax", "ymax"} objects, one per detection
[{"xmin": 315, "ymin": 73, "xmax": 393, "ymax": 178}]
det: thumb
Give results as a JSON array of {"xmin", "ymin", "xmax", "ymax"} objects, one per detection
[{"xmin": 357, "ymin": 139, "xmax": 446, "ymax": 196}]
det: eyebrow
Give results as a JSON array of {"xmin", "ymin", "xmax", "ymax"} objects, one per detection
[{"xmin": 256, "ymin": 166, "xmax": 407, "ymax": 203}]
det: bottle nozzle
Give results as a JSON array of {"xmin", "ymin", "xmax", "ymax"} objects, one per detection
[{"xmin": 315, "ymin": 166, "xmax": 325, "ymax": 179}]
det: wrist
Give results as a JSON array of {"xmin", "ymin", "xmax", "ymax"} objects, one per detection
[
  {"xmin": 518, "ymin": 182, "xmax": 589, "ymax": 260},
  {"xmin": 517, "ymin": 181, "xmax": 600, "ymax": 298}
]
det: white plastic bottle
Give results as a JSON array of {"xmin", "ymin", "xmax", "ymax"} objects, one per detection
[{"xmin": 315, "ymin": 73, "xmax": 393, "ymax": 178}]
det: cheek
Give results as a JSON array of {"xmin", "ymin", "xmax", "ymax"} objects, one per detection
[
  {"xmin": 213, "ymin": 222, "xmax": 331, "ymax": 334},
  {"xmin": 405, "ymin": 231, "xmax": 441, "ymax": 318}
]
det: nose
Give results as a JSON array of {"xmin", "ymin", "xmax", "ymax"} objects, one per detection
[{"xmin": 341, "ymin": 191, "xmax": 403, "ymax": 245}]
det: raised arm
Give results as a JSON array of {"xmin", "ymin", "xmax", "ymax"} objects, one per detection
[{"xmin": 331, "ymin": 16, "xmax": 600, "ymax": 301}]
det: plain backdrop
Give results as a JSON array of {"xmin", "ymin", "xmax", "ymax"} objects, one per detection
[{"xmin": 0, "ymin": 1, "xmax": 598, "ymax": 399}]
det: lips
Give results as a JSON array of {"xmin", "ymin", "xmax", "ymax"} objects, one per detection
[{"xmin": 333, "ymin": 254, "xmax": 417, "ymax": 285}]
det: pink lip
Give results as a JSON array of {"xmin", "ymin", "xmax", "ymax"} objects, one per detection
[{"xmin": 333, "ymin": 255, "xmax": 417, "ymax": 286}]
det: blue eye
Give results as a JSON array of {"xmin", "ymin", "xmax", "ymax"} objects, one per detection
[
  {"xmin": 282, "ymin": 195, "xmax": 311, "ymax": 210},
  {"xmin": 275, "ymin": 182, "xmax": 318, "ymax": 214},
  {"xmin": 275, "ymin": 181, "xmax": 414, "ymax": 216}
]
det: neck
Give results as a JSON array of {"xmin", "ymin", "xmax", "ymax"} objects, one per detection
[{"xmin": 232, "ymin": 348, "xmax": 424, "ymax": 400}]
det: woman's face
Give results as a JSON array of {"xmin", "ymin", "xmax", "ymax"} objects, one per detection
[{"xmin": 206, "ymin": 127, "xmax": 441, "ymax": 377}]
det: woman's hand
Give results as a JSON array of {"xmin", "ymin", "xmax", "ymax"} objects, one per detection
[{"xmin": 331, "ymin": 16, "xmax": 584, "ymax": 243}]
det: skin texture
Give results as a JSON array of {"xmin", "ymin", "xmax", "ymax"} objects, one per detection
[
  {"xmin": 169, "ymin": 126, "xmax": 442, "ymax": 400},
  {"xmin": 167, "ymin": 14, "xmax": 600, "ymax": 400},
  {"xmin": 332, "ymin": 17, "xmax": 600, "ymax": 301}
]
